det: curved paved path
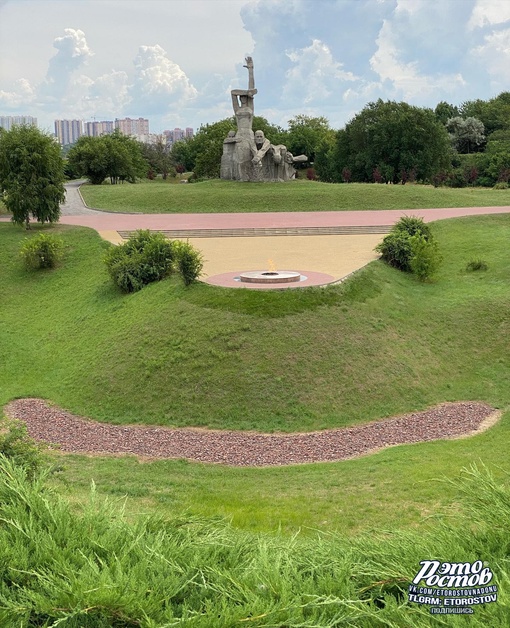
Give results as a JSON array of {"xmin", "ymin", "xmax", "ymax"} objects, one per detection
[{"xmin": 59, "ymin": 181, "xmax": 510, "ymax": 229}]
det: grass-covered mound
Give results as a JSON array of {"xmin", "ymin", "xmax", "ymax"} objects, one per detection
[
  {"xmin": 80, "ymin": 178, "xmax": 510, "ymax": 213},
  {"xmin": 0, "ymin": 457, "xmax": 508, "ymax": 626},
  {"xmin": 1, "ymin": 217, "xmax": 509, "ymax": 433},
  {"xmin": 2, "ymin": 216, "xmax": 510, "ymax": 534}
]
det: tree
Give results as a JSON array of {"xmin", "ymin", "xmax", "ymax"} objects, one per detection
[
  {"xmin": 139, "ymin": 136, "xmax": 175, "ymax": 179},
  {"xmin": 67, "ymin": 130, "xmax": 148, "ymax": 185},
  {"xmin": 446, "ymin": 116, "xmax": 485, "ymax": 154},
  {"xmin": 328, "ymin": 100, "xmax": 451, "ymax": 184},
  {"xmin": 0, "ymin": 125, "xmax": 65, "ymax": 228},
  {"xmin": 286, "ymin": 115, "xmax": 335, "ymax": 165},
  {"xmin": 460, "ymin": 93, "xmax": 510, "ymax": 138},
  {"xmin": 434, "ymin": 101, "xmax": 459, "ymax": 125}
]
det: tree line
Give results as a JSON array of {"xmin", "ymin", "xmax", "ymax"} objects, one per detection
[
  {"xmin": 2, "ymin": 91, "xmax": 510, "ymax": 227},
  {"xmin": 167, "ymin": 91, "xmax": 510, "ymax": 186},
  {"xmin": 315, "ymin": 92, "xmax": 510, "ymax": 187}
]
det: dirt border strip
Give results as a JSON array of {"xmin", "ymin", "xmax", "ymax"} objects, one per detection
[{"xmin": 3, "ymin": 399, "xmax": 502, "ymax": 468}]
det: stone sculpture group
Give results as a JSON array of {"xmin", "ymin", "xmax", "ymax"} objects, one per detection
[{"xmin": 220, "ymin": 57, "xmax": 307, "ymax": 182}]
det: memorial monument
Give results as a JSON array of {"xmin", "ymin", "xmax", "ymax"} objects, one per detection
[{"xmin": 220, "ymin": 57, "xmax": 307, "ymax": 182}]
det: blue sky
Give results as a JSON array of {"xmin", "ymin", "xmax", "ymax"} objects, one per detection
[{"xmin": 1, "ymin": 0, "xmax": 509, "ymax": 135}]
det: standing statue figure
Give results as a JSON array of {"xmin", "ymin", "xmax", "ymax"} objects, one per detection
[
  {"xmin": 220, "ymin": 56, "xmax": 307, "ymax": 182},
  {"xmin": 230, "ymin": 57, "xmax": 258, "ymax": 181}
]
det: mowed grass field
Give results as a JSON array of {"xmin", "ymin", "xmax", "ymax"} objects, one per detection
[
  {"xmin": 2, "ymin": 212, "xmax": 510, "ymax": 535},
  {"xmin": 80, "ymin": 177, "xmax": 510, "ymax": 213}
]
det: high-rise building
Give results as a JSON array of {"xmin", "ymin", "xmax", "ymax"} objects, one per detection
[
  {"xmin": 0, "ymin": 115, "xmax": 37, "ymax": 131},
  {"xmin": 84, "ymin": 120, "xmax": 115, "ymax": 137},
  {"xmin": 54, "ymin": 119, "xmax": 83, "ymax": 145},
  {"xmin": 115, "ymin": 117, "xmax": 149, "ymax": 138},
  {"xmin": 163, "ymin": 127, "xmax": 193, "ymax": 145}
]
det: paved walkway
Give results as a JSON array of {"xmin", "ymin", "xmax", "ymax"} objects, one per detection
[
  {"xmin": 4, "ymin": 182, "xmax": 510, "ymax": 283},
  {"xmin": 59, "ymin": 181, "xmax": 510, "ymax": 230}
]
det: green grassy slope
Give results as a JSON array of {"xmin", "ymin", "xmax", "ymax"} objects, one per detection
[
  {"xmin": 80, "ymin": 178, "xmax": 510, "ymax": 213},
  {"xmin": 2, "ymin": 216, "xmax": 509, "ymax": 432},
  {"xmin": 2, "ymin": 216, "xmax": 510, "ymax": 534}
]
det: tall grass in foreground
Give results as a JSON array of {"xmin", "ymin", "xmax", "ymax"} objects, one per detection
[{"xmin": 0, "ymin": 457, "xmax": 508, "ymax": 626}]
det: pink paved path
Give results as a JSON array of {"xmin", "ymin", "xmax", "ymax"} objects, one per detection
[{"xmin": 58, "ymin": 205, "xmax": 510, "ymax": 231}]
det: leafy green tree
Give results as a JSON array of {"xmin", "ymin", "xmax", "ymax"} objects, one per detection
[
  {"xmin": 434, "ymin": 101, "xmax": 459, "ymax": 125},
  {"xmin": 139, "ymin": 137, "xmax": 175, "ymax": 179},
  {"xmin": 446, "ymin": 116, "xmax": 485, "ymax": 153},
  {"xmin": 67, "ymin": 130, "xmax": 148, "ymax": 185},
  {"xmin": 487, "ymin": 150, "xmax": 510, "ymax": 183},
  {"xmin": 286, "ymin": 115, "xmax": 335, "ymax": 165},
  {"xmin": 0, "ymin": 125, "xmax": 65, "ymax": 228},
  {"xmin": 329, "ymin": 100, "xmax": 451, "ymax": 184},
  {"xmin": 460, "ymin": 92, "xmax": 510, "ymax": 137}
]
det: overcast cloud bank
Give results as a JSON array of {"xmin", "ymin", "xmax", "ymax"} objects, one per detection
[{"xmin": 0, "ymin": 0, "xmax": 509, "ymax": 133}]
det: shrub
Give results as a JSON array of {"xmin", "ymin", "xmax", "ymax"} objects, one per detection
[
  {"xmin": 375, "ymin": 232, "xmax": 414, "ymax": 272},
  {"xmin": 0, "ymin": 418, "xmax": 48, "ymax": 479},
  {"xmin": 446, "ymin": 170, "xmax": 467, "ymax": 188},
  {"xmin": 431, "ymin": 171, "xmax": 448, "ymax": 187},
  {"xmin": 376, "ymin": 216, "xmax": 439, "ymax": 276},
  {"xmin": 466, "ymin": 259, "xmax": 488, "ymax": 272},
  {"xmin": 409, "ymin": 234, "xmax": 443, "ymax": 282},
  {"xmin": 19, "ymin": 233, "xmax": 64, "ymax": 270},
  {"xmin": 341, "ymin": 167, "xmax": 351, "ymax": 183},
  {"xmin": 104, "ymin": 230, "xmax": 174, "ymax": 293},
  {"xmin": 173, "ymin": 240, "xmax": 204, "ymax": 286},
  {"xmin": 493, "ymin": 181, "xmax": 509, "ymax": 190},
  {"xmin": 393, "ymin": 215, "xmax": 432, "ymax": 240}
]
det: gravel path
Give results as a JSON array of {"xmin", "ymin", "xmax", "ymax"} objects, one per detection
[{"xmin": 4, "ymin": 399, "xmax": 500, "ymax": 467}]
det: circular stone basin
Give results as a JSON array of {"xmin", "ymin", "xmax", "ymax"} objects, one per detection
[{"xmin": 239, "ymin": 270, "xmax": 302, "ymax": 284}]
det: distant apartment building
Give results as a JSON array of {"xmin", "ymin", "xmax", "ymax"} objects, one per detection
[
  {"xmin": 0, "ymin": 115, "xmax": 37, "ymax": 131},
  {"xmin": 54, "ymin": 119, "xmax": 83, "ymax": 145},
  {"xmin": 115, "ymin": 117, "xmax": 149, "ymax": 138},
  {"xmin": 163, "ymin": 127, "xmax": 194, "ymax": 145},
  {"xmin": 84, "ymin": 120, "xmax": 115, "ymax": 137}
]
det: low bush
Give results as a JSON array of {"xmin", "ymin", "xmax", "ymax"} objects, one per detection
[
  {"xmin": 393, "ymin": 215, "xmax": 432, "ymax": 240},
  {"xmin": 466, "ymin": 259, "xmax": 488, "ymax": 272},
  {"xmin": 376, "ymin": 216, "xmax": 441, "ymax": 279},
  {"xmin": 375, "ymin": 231, "xmax": 414, "ymax": 272},
  {"xmin": 19, "ymin": 233, "xmax": 64, "ymax": 270},
  {"xmin": 104, "ymin": 230, "xmax": 174, "ymax": 293},
  {"xmin": 0, "ymin": 418, "xmax": 48, "ymax": 479},
  {"xmin": 493, "ymin": 181, "xmax": 509, "ymax": 190},
  {"xmin": 409, "ymin": 235, "xmax": 443, "ymax": 282},
  {"xmin": 173, "ymin": 240, "xmax": 204, "ymax": 286}
]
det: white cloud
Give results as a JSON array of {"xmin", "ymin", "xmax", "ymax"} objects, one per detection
[
  {"xmin": 129, "ymin": 44, "xmax": 198, "ymax": 113},
  {"xmin": 394, "ymin": 0, "xmax": 429, "ymax": 15},
  {"xmin": 0, "ymin": 78, "xmax": 34, "ymax": 108},
  {"xmin": 370, "ymin": 20, "xmax": 465, "ymax": 100},
  {"xmin": 40, "ymin": 28, "xmax": 94, "ymax": 102},
  {"xmin": 86, "ymin": 70, "xmax": 130, "ymax": 117},
  {"xmin": 468, "ymin": 0, "xmax": 510, "ymax": 30},
  {"xmin": 473, "ymin": 28, "xmax": 510, "ymax": 88},
  {"xmin": 284, "ymin": 39, "xmax": 357, "ymax": 104}
]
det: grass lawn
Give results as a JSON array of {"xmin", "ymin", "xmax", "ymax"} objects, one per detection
[
  {"xmin": 2, "ymin": 213, "xmax": 510, "ymax": 535},
  {"xmin": 80, "ymin": 177, "xmax": 510, "ymax": 213}
]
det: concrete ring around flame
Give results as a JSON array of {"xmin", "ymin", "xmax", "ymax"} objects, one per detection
[
  {"xmin": 239, "ymin": 270, "xmax": 301, "ymax": 284},
  {"xmin": 205, "ymin": 270, "xmax": 337, "ymax": 290}
]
